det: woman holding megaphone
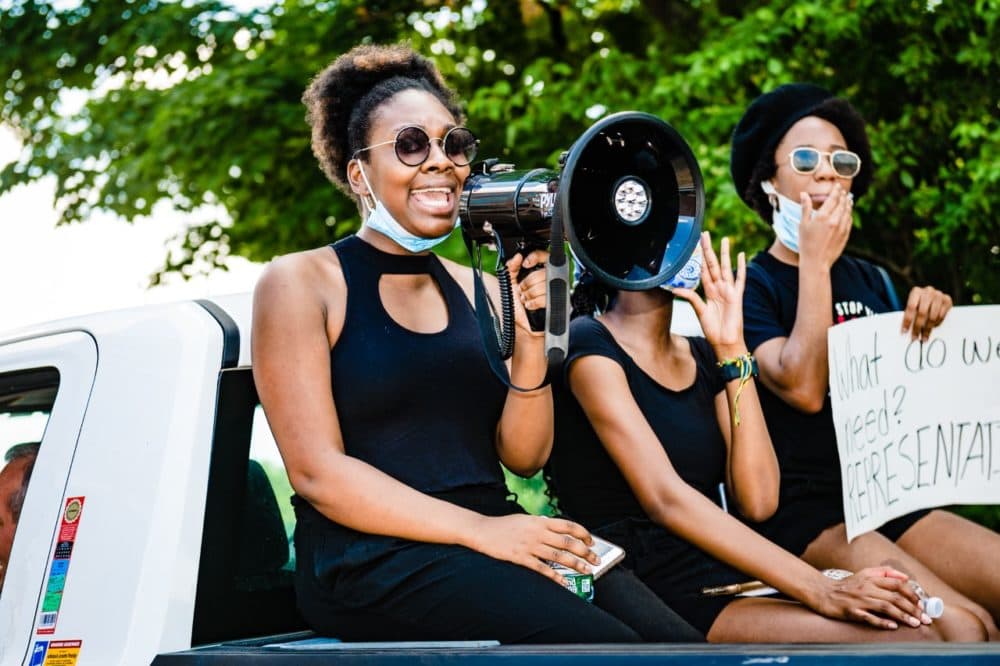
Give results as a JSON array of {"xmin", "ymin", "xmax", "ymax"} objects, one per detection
[
  {"xmin": 251, "ymin": 43, "xmax": 699, "ymax": 643},
  {"xmin": 548, "ymin": 231, "xmax": 985, "ymax": 641},
  {"xmin": 733, "ymin": 83, "xmax": 1000, "ymax": 638}
]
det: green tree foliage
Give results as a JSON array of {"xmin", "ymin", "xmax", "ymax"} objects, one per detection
[
  {"xmin": 2, "ymin": 0, "xmax": 997, "ymax": 295},
  {"xmin": 2, "ymin": 0, "xmax": 997, "ymax": 519}
]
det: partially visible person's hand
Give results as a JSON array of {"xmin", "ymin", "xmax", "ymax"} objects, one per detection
[
  {"xmin": 508, "ymin": 250, "xmax": 549, "ymax": 336},
  {"xmin": 673, "ymin": 232, "xmax": 747, "ymax": 356},
  {"xmin": 811, "ymin": 565, "xmax": 927, "ymax": 630},
  {"xmin": 901, "ymin": 286, "xmax": 953, "ymax": 342},
  {"xmin": 797, "ymin": 183, "xmax": 853, "ymax": 271},
  {"xmin": 469, "ymin": 514, "xmax": 599, "ymax": 586}
]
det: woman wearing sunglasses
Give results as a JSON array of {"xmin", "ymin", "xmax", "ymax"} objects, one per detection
[
  {"xmin": 251, "ymin": 43, "xmax": 700, "ymax": 643},
  {"xmin": 732, "ymin": 83, "xmax": 1000, "ymax": 637}
]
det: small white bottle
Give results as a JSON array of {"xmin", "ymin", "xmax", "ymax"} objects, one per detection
[
  {"xmin": 822, "ymin": 568, "xmax": 944, "ymax": 619},
  {"xmin": 910, "ymin": 581, "xmax": 945, "ymax": 619}
]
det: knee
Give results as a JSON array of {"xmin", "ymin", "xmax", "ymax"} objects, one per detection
[
  {"xmin": 938, "ymin": 606, "xmax": 989, "ymax": 642},
  {"xmin": 966, "ymin": 604, "xmax": 1000, "ymax": 641}
]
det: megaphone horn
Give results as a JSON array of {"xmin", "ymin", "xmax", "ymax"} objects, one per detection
[
  {"xmin": 459, "ymin": 111, "xmax": 705, "ymax": 378},
  {"xmin": 561, "ymin": 111, "xmax": 705, "ymax": 291}
]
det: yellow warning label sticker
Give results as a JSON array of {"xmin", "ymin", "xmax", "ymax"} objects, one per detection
[{"xmin": 43, "ymin": 639, "xmax": 81, "ymax": 665}]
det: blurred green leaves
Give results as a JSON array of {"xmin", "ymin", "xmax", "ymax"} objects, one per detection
[{"xmin": 1, "ymin": 0, "xmax": 997, "ymax": 300}]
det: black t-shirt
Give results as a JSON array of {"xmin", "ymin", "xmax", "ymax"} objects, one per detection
[
  {"xmin": 742, "ymin": 251, "xmax": 895, "ymax": 491},
  {"xmin": 549, "ymin": 316, "xmax": 727, "ymax": 528}
]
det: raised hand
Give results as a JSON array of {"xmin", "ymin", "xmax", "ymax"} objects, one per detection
[
  {"xmin": 901, "ymin": 285, "xmax": 953, "ymax": 342},
  {"xmin": 797, "ymin": 182, "xmax": 853, "ymax": 271},
  {"xmin": 812, "ymin": 566, "xmax": 927, "ymax": 630},
  {"xmin": 672, "ymin": 231, "xmax": 747, "ymax": 355},
  {"xmin": 469, "ymin": 514, "xmax": 600, "ymax": 586}
]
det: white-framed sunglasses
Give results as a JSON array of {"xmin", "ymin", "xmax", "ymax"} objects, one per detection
[
  {"xmin": 353, "ymin": 126, "xmax": 480, "ymax": 167},
  {"xmin": 786, "ymin": 147, "xmax": 862, "ymax": 178}
]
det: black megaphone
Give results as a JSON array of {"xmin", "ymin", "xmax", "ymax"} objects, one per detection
[{"xmin": 459, "ymin": 111, "xmax": 705, "ymax": 371}]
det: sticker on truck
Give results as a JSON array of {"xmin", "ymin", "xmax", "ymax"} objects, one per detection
[
  {"xmin": 29, "ymin": 639, "xmax": 82, "ymax": 665},
  {"xmin": 36, "ymin": 497, "xmax": 85, "ymax": 635}
]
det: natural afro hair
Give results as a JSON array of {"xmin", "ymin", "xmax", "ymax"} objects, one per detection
[{"xmin": 302, "ymin": 44, "xmax": 464, "ymax": 198}]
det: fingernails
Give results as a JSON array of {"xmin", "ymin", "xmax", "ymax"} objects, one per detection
[
  {"xmin": 908, "ymin": 615, "xmax": 921, "ymax": 627},
  {"xmin": 921, "ymin": 612, "xmax": 932, "ymax": 624},
  {"xmin": 887, "ymin": 621, "xmax": 898, "ymax": 629}
]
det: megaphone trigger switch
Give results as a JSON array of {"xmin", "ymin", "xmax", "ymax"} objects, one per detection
[
  {"xmin": 612, "ymin": 176, "xmax": 651, "ymax": 226},
  {"xmin": 514, "ymin": 252, "xmax": 547, "ymax": 333}
]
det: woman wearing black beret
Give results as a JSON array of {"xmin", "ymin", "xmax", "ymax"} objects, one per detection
[{"xmin": 733, "ymin": 83, "xmax": 1000, "ymax": 638}]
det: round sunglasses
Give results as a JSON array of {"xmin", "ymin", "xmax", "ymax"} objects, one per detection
[
  {"xmin": 786, "ymin": 147, "xmax": 861, "ymax": 178},
  {"xmin": 353, "ymin": 126, "xmax": 480, "ymax": 167}
]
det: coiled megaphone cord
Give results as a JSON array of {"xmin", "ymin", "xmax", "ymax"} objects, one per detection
[
  {"xmin": 494, "ymin": 260, "xmax": 516, "ymax": 360},
  {"xmin": 461, "ymin": 227, "xmax": 550, "ymax": 392}
]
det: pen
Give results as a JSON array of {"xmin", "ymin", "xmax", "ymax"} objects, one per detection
[{"xmin": 701, "ymin": 580, "xmax": 769, "ymax": 596}]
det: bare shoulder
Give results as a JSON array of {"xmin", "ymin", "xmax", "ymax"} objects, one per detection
[
  {"xmin": 255, "ymin": 247, "xmax": 343, "ymax": 303},
  {"xmin": 253, "ymin": 246, "xmax": 347, "ymax": 344}
]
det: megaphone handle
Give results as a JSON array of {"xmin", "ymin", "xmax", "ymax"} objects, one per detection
[{"xmin": 515, "ymin": 262, "xmax": 547, "ymax": 332}]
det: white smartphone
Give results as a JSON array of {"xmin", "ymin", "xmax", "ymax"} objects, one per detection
[{"xmin": 590, "ymin": 535, "xmax": 625, "ymax": 579}]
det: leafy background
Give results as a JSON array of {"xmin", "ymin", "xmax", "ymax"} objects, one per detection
[{"xmin": 2, "ymin": 0, "xmax": 997, "ymax": 521}]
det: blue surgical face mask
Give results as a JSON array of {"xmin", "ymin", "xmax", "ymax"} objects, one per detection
[
  {"xmin": 357, "ymin": 162, "xmax": 457, "ymax": 253},
  {"xmin": 663, "ymin": 243, "xmax": 703, "ymax": 292},
  {"xmin": 761, "ymin": 180, "xmax": 802, "ymax": 253}
]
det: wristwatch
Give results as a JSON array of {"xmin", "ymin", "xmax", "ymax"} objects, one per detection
[{"xmin": 718, "ymin": 355, "xmax": 758, "ymax": 383}]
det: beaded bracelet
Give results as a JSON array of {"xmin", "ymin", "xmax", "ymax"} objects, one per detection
[{"xmin": 717, "ymin": 354, "xmax": 758, "ymax": 427}]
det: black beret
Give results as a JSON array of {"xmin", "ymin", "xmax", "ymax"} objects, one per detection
[{"xmin": 730, "ymin": 83, "xmax": 837, "ymax": 205}]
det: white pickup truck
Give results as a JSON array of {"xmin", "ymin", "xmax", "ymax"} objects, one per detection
[{"xmin": 0, "ymin": 294, "xmax": 996, "ymax": 665}]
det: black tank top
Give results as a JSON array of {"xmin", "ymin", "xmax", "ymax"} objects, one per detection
[
  {"xmin": 328, "ymin": 235, "xmax": 507, "ymax": 492},
  {"xmin": 549, "ymin": 316, "xmax": 726, "ymax": 528}
]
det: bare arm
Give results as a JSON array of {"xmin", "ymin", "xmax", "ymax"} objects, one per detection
[
  {"xmin": 755, "ymin": 186, "xmax": 853, "ymax": 413},
  {"xmin": 569, "ymin": 353, "xmax": 925, "ymax": 629},
  {"xmin": 252, "ymin": 254, "xmax": 596, "ymax": 584},
  {"xmin": 713, "ymin": 376, "xmax": 777, "ymax": 522},
  {"xmin": 713, "ymin": 345, "xmax": 777, "ymax": 522},
  {"xmin": 486, "ymin": 251, "xmax": 554, "ymax": 477},
  {"xmin": 674, "ymin": 233, "xmax": 778, "ymax": 521}
]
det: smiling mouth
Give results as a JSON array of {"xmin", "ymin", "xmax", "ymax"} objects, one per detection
[{"xmin": 411, "ymin": 188, "xmax": 454, "ymax": 210}]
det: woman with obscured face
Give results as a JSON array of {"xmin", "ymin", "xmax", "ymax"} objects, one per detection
[
  {"xmin": 732, "ymin": 82, "xmax": 1000, "ymax": 638},
  {"xmin": 251, "ymin": 43, "xmax": 700, "ymax": 644},
  {"xmin": 547, "ymin": 232, "xmax": 987, "ymax": 642}
]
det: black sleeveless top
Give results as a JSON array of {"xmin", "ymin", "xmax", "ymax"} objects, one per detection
[
  {"xmin": 327, "ymin": 234, "xmax": 507, "ymax": 492},
  {"xmin": 292, "ymin": 236, "xmax": 513, "ymax": 585},
  {"xmin": 549, "ymin": 316, "xmax": 727, "ymax": 528}
]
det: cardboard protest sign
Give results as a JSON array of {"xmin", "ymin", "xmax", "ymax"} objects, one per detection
[{"xmin": 828, "ymin": 305, "xmax": 1000, "ymax": 541}]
